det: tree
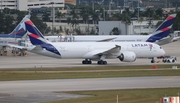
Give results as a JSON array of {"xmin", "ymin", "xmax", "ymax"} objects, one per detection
[
  {"xmin": 42, "ymin": 13, "xmax": 50, "ymax": 22},
  {"xmin": 111, "ymin": 12, "xmax": 121, "ymax": 21},
  {"xmin": 80, "ymin": 7, "xmax": 90, "ymax": 24},
  {"xmin": 4, "ymin": 15, "xmax": 15, "ymax": 33},
  {"xmin": 69, "ymin": 9, "xmax": 79, "ymax": 33},
  {"xmin": 172, "ymin": 11, "xmax": 180, "ymax": 31},
  {"xmin": 55, "ymin": 11, "xmax": 65, "ymax": 22},
  {"xmin": 121, "ymin": 8, "xmax": 131, "ymax": 35},
  {"xmin": 31, "ymin": 14, "xmax": 48, "ymax": 34},
  {"xmin": 144, "ymin": 8, "xmax": 154, "ymax": 28},
  {"xmin": 111, "ymin": 27, "xmax": 120, "ymax": 35},
  {"xmin": 155, "ymin": 8, "xmax": 163, "ymax": 19},
  {"xmin": 91, "ymin": 11, "xmax": 99, "ymax": 24}
]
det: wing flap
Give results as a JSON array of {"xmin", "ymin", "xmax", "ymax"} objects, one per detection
[{"xmin": 83, "ymin": 45, "xmax": 121, "ymax": 58}]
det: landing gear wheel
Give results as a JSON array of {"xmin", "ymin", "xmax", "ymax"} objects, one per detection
[
  {"xmin": 163, "ymin": 59, "xmax": 166, "ymax": 63},
  {"xmin": 151, "ymin": 59, "xmax": 155, "ymax": 63},
  {"xmin": 82, "ymin": 59, "xmax": 92, "ymax": 64},
  {"xmin": 97, "ymin": 60, "xmax": 107, "ymax": 65}
]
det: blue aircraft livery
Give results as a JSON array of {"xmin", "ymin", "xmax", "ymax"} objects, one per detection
[
  {"xmin": 25, "ymin": 19, "xmax": 61, "ymax": 56},
  {"xmin": 146, "ymin": 14, "xmax": 176, "ymax": 42}
]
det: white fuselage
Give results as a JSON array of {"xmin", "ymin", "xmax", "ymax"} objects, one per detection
[
  {"xmin": 45, "ymin": 35, "xmax": 150, "ymax": 42},
  {"xmin": 29, "ymin": 42, "xmax": 165, "ymax": 60}
]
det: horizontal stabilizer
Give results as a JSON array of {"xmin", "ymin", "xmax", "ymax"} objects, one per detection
[{"xmin": 97, "ymin": 37, "xmax": 117, "ymax": 42}]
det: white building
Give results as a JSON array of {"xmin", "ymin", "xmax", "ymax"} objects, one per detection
[
  {"xmin": 0, "ymin": 0, "xmax": 65, "ymax": 11},
  {"xmin": 99, "ymin": 20, "xmax": 160, "ymax": 35}
]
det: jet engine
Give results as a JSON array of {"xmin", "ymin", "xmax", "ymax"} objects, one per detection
[{"xmin": 118, "ymin": 51, "xmax": 136, "ymax": 62}]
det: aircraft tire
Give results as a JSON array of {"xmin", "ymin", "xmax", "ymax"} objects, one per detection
[
  {"xmin": 82, "ymin": 60, "xmax": 92, "ymax": 64},
  {"xmin": 151, "ymin": 60, "xmax": 155, "ymax": 63},
  {"xmin": 97, "ymin": 60, "xmax": 107, "ymax": 65}
]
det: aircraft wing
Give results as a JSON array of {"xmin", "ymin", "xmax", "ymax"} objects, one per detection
[
  {"xmin": 7, "ymin": 44, "xmax": 27, "ymax": 50},
  {"xmin": 83, "ymin": 45, "xmax": 121, "ymax": 58},
  {"xmin": 7, "ymin": 44, "xmax": 38, "ymax": 51},
  {"xmin": 96, "ymin": 37, "xmax": 117, "ymax": 42},
  {"xmin": 156, "ymin": 36, "xmax": 174, "ymax": 45},
  {"xmin": 99, "ymin": 45, "xmax": 121, "ymax": 55}
]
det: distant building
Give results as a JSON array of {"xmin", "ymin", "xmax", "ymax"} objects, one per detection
[
  {"xmin": 0, "ymin": 0, "xmax": 65, "ymax": 11},
  {"xmin": 99, "ymin": 20, "xmax": 160, "ymax": 35}
]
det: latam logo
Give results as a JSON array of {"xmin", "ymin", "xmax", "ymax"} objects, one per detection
[
  {"xmin": 131, "ymin": 44, "xmax": 148, "ymax": 47},
  {"xmin": 132, "ymin": 43, "xmax": 153, "ymax": 50}
]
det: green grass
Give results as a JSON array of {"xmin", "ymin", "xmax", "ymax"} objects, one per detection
[
  {"xmin": 43, "ymin": 88, "xmax": 180, "ymax": 103},
  {"xmin": 1, "ymin": 64, "xmax": 180, "ymax": 71},
  {"xmin": 1, "ymin": 65, "xmax": 180, "ymax": 103},
  {"xmin": 0, "ymin": 64, "xmax": 180, "ymax": 81}
]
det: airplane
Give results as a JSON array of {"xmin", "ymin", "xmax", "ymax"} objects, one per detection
[
  {"xmin": 0, "ymin": 14, "xmax": 30, "ymax": 55},
  {"xmin": 9, "ymin": 18, "xmax": 165, "ymax": 65},
  {"xmin": 44, "ymin": 14, "xmax": 177, "ymax": 45},
  {"xmin": 0, "ymin": 14, "xmax": 30, "ymax": 38}
]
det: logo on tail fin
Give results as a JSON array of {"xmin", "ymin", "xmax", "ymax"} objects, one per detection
[{"xmin": 146, "ymin": 14, "xmax": 176, "ymax": 42}]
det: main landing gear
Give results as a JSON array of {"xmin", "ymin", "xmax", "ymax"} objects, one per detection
[
  {"xmin": 151, "ymin": 58, "xmax": 155, "ymax": 63},
  {"xmin": 82, "ymin": 55, "xmax": 108, "ymax": 65},
  {"xmin": 82, "ymin": 59, "xmax": 92, "ymax": 64},
  {"xmin": 97, "ymin": 60, "xmax": 107, "ymax": 65},
  {"xmin": 82, "ymin": 59, "xmax": 107, "ymax": 65}
]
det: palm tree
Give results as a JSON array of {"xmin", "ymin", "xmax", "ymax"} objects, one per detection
[
  {"xmin": 70, "ymin": 9, "xmax": 79, "ymax": 33},
  {"xmin": 80, "ymin": 8, "xmax": 89, "ymax": 24},
  {"xmin": 111, "ymin": 12, "xmax": 121, "ymax": 21},
  {"xmin": 155, "ymin": 8, "xmax": 163, "ymax": 20},
  {"xmin": 42, "ymin": 13, "xmax": 50, "ymax": 22},
  {"xmin": 91, "ymin": 11, "xmax": 99, "ymax": 24},
  {"xmin": 55, "ymin": 11, "xmax": 65, "ymax": 22},
  {"xmin": 67, "ymin": 17, "xmax": 72, "ymax": 34},
  {"xmin": 146, "ymin": 8, "xmax": 154, "ymax": 27},
  {"xmin": 66, "ymin": 8, "xmax": 79, "ymax": 34},
  {"xmin": 121, "ymin": 8, "xmax": 132, "ymax": 35},
  {"xmin": 172, "ymin": 11, "xmax": 180, "ymax": 31}
]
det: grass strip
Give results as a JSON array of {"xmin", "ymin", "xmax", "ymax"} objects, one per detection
[
  {"xmin": 0, "ymin": 69, "xmax": 180, "ymax": 81},
  {"xmin": 43, "ymin": 88, "xmax": 180, "ymax": 103},
  {"xmin": 1, "ymin": 64, "xmax": 180, "ymax": 71}
]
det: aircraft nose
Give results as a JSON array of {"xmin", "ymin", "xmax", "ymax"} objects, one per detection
[{"xmin": 161, "ymin": 49, "xmax": 165, "ymax": 55}]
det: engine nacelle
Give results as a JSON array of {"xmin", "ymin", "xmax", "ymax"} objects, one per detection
[{"xmin": 118, "ymin": 51, "xmax": 136, "ymax": 62}]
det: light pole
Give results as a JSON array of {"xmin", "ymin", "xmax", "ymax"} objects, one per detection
[
  {"xmin": 51, "ymin": 2, "xmax": 55, "ymax": 35},
  {"xmin": 103, "ymin": 8, "xmax": 105, "ymax": 21},
  {"xmin": 1, "ymin": 0, "xmax": 2, "ymax": 12},
  {"xmin": 138, "ymin": 0, "xmax": 139, "ymax": 21}
]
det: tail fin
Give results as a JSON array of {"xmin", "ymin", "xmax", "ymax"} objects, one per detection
[
  {"xmin": 9, "ymin": 14, "xmax": 31, "ymax": 38},
  {"xmin": 25, "ymin": 18, "xmax": 61, "ymax": 56},
  {"xmin": 24, "ymin": 18, "xmax": 47, "ymax": 45},
  {"xmin": 146, "ymin": 14, "xmax": 176, "ymax": 42}
]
